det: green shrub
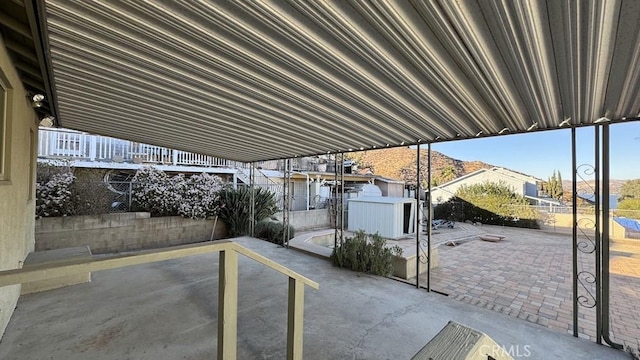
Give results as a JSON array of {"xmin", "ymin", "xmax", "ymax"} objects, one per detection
[
  {"xmin": 216, "ymin": 187, "xmax": 278, "ymax": 237},
  {"xmin": 330, "ymin": 230, "xmax": 403, "ymax": 276},
  {"xmin": 618, "ymin": 198, "xmax": 640, "ymax": 211},
  {"xmin": 255, "ymin": 221, "xmax": 295, "ymax": 245},
  {"xmin": 434, "ymin": 181, "xmax": 540, "ymax": 229}
]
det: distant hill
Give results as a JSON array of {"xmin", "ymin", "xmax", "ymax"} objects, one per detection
[{"xmin": 348, "ymin": 147, "xmax": 494, "ymax": 185}]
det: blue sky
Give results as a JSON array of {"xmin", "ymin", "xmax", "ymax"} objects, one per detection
[{"xmin": 429, "ymin": 121, "xmax": 640, "ymax": 181}]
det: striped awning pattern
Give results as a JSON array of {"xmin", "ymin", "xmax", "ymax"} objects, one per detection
[{"xmin": 43, "ymin": 0, "xmax": 640, "ymax": 162}]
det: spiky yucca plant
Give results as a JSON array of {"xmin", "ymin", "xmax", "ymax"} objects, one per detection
[{"xmin": 216, "ymin": 187, "xmax": 278, "ymax": 237}]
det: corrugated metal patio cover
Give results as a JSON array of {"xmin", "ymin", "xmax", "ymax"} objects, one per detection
[{"xmin": 44, "ymin": 0, "xmax": 640, "ymax": 162}]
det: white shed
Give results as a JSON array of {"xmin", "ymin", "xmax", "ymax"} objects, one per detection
[{"xmin": 347, "ymin": 197, "xmax": 416, "ymax": 239}]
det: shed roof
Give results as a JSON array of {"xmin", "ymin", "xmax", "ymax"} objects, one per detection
[{"xmin": 348, "ymin": 196, "xmax": 415, "ymax": 204}]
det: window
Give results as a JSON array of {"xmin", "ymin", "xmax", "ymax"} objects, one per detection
[
  {"xmin": 0, "ymin": 76, "xmax": 8, "ymax": 182},
  {"xmin": 52, "ymin": 131, "xmax": 82, "ymax": 156}
]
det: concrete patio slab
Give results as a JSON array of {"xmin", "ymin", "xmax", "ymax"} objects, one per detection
[{"xmin": 0, "ymin": 237, "xmax": 628, "ymax": 359}]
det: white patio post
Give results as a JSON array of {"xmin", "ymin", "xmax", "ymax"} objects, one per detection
[{"xmin": 218, "ymin": 250, "xmax": 238, "ymax": 360}]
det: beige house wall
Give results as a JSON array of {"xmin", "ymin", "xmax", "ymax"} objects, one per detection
[{"xmin": 0, "ymin": 36, "xmax": 38, "ymax": 339}]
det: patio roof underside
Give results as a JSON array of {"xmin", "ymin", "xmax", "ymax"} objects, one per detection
[{"xmin": 43, "ymin": 0, "xmax": 640, "ymax": 163}]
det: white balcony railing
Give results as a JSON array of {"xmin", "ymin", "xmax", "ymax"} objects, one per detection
[{"xmin": 38, "ymin": 128, "xmax": 244, "ymax": 168}]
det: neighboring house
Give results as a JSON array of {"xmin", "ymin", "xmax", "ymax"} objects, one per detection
[
  {"xmin": 37, "ymin": 128, "xmax": 375, "ymax": 212},
  {"xmin": 260, "ymin": 169, "xmax": 376, "ymax": 211},
  {"xmin": 38, "ymin": 127, "xmax": 241, "ymax": 181},
  {"xmin": 374, "ymin": 177, "xmax": 405, "ymax": 197},
  {"xmin": 430, "ymin": 167, "xmax": 559, "ymax": 206}
]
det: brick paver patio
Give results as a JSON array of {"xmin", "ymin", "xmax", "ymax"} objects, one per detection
[{"xmin": 416, "ymin": 225, "xmax": 640, "ymax": 350}]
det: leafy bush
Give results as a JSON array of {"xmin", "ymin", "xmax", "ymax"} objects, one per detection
[
  {"xmin": 330, "ymin": 230, "xmax": 403, "ymax": 276},
  {"xmin": 36, "ymin": 172, "xmax": 75, "ymax": 218},
  {"xmin": 217, "ymin": 187, "xmax": 278, "ymax": 237},
  {"xmin": 618, "ymin": 198, "xmax": 640, "ymax": 211},
  {"xmin": 177, "ymin": 173, "xmax": 224, "ymax": 219},
  {"xmin": 131, "ymin": 167, "xmax": 181, "ymax": 216},
  {"xmin": 131, "ymin": 167, "xmax": 223, "ymax": 218},
  {"xmin": 37, "ymin": 163, "xmax": 116, "ymax": 217},
  {"xmin": 255, "ymin": 220, "xmax": 295, "ymax": 245},
  {"xmin": 434, "ymin": 181, "xmax": 540, "ymax": 229}
]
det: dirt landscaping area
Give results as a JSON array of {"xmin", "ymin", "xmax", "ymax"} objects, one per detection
[{"xmin": 417, "ymin": 224, "xmax": 640, "ymax": 350}]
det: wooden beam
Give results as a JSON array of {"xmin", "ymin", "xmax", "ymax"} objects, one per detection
[
  {"xmin": 0, "ymin": 12, "xmax": 32, "ymax": 39},
  {"xmin": 217, "ymin": 250, "xmax": 238, "ymax": 360},
  {"xmin": 0, "ymin": 240, "xmax": 235, "ymax": 287},
  {"xmin": 287, "ymin": 277, "xmax": 305, "ymax": 360}
]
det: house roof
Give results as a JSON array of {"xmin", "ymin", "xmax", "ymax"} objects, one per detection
[
  {"xmin": 8, "ymin": 1, "xmax": 640, "ymax": 163},
  {"xmin": 374, "ymin": 177, "xmax": 405, "ymax": 185},
  {"xmin": 348, "ymin": 196, "xmax": 414, "ymax": 205},
  {"xmin": 431, "ymin": 167, "xmax": 537, "ymax": 191}
]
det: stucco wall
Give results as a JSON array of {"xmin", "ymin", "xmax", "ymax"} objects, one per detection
[
  {"xmin": 35, "ymin": 213, "xmax": 227, "ymax": 254},
  {"xmin": 0, "ymin": 37, "xmax": 38, "ymax": 339}
]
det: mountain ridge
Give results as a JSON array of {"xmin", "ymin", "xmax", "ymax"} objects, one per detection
[
  {"xmin": 349, "ymin": 148, "xmax": 626, "ymax": 194},
  {"xmin": 348, "ymin": 147, "xmax": 495, "ymax": 185}
]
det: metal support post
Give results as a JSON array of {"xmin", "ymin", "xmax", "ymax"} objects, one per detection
[
  {"xmin": 595, "ymin": 126, "xmax": 602, "ymax": 344},
  {"xmin": 283, "ymin": 159, "xmax": 291, "ymax": 248},
  {"xmin": 250, "ymin": 162, "xmax": 255, "ymax": 237},
  {"xmin": 426, "ymin": 143, "xmax": 432, "ymax": 292},
  {"xmin": 601, "ymin": 124, "xmax": 623, "ymax": 349},
  {"xmin": 334, "ymin": 155, "xmax": 339, "ymax": 249},
  {"xmin": 571, "ymin": 127, "xmax": 578, "ymax": 337},
  {"xmin": 339, "ymin": 153, "xmax": 345, "ymax": 245},
  {"xmin": 416, "ymin": 145, "xmax": 421, "ymax": 289}
]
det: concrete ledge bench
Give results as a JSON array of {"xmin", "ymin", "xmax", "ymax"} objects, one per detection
[{"xmin": 21, "ymin": 246, "xmax": 92, "ymax": 295}]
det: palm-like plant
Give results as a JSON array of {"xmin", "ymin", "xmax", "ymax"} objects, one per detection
[{"xmin": 216, "ymin": 187, "xmax": 278, "ymax": 237}]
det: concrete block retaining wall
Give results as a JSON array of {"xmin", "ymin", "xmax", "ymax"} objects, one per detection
[
  {"xmin": 35, "ymin": 213, "xmax": 227, "ymax": 254},
  {"xmin": 274, "ymin": 209, "xmax": 331, "ymax": 231}
]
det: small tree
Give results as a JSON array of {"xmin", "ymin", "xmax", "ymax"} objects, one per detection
[
  {"xmin": 545, "ymin": 170, "xmax": 564, "ymax": 200},
  {"xmin": 555, "ymin": 171, "xmax": 564, "ymax": 200}
]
